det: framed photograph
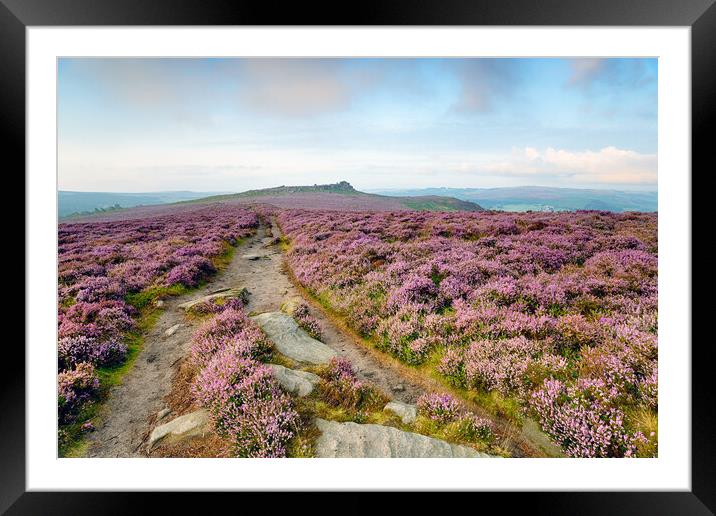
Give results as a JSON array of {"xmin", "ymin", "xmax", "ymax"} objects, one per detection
[{"xmin": 8, "ymin": 0, "xmax": 712, "ymax": 512}]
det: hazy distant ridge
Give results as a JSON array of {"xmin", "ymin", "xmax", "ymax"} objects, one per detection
[
  {"xmin": 369, "ymin": 186, "xmax": 657, "ymax": 213},
  {"xmin": 59, "ymin": 190, "xmax": 230, "ymax": 218}
]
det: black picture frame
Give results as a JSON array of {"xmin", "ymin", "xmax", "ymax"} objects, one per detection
[{"xmin": 6, "ymin": 0, "xmax": 712, "ymax": 513}]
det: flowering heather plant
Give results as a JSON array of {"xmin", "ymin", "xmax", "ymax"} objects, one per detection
[
  {"xmin": 192, "ymin": 337, "xmax": 298, "ymax": 457},
  {"xmin": 457, "ymin": 413, "xmax": 495, "ymax": 442},
  {"xmin": 530, "ymin": 378, "xmax": 648, "ymax": 458},
  {"xmin": 58, "ymin": 335, "xmax": 127, "ymax": 370},
  {"xmin": 75, "ymin": 276, "xmax": 127, "ymax": 303},
  {"xmin": 416, "ymin": 392, "xmax": 494, "ymax": 443},
  {"xmin": 190, "ymin": 308, "xmax": 271, "ymax": 368},
  {"xmin": 464, "ymin": 336, "xmax": 555, "ymax": 396},
  {"xmin": 437, "ymin": 348, "xmax": 467, "ymax": 387},
  {"xmin": 293, "ymin": 303, "xmax": 322, "ymax": 340},
  {"xmin": 417, "ymin": 393, "xmax": 463, "ymax": 424},
  {"xmin": 639, "ymin": 369, "xmax": 658, "ymax": 411},
  {"xmin": 222, "ymin": 365, "xmax": 299, "ymax": 458},
  {"xmin": 192, "ymin": 342, "xmax": 261, "ymax": 410},
  {"xmin": 320, "ymin": 357, "xmax": 387, "ymax": 410},
  {"xmin": 279, "ymin": 208, "xmax": 657, "ymax": 457},
  {"xmin": 58, "ymin": 362, "xmax": 100, "ymax": 424},
  {"xmin": 165, "ymin": 255, "xmax": 216, "ymax": 287},
  {"xmin": 59, "ymin": 300, "xmax": 136, "ymax": 340}
]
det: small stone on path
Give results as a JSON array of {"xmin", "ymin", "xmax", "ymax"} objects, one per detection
[
  {"xmin": 242, "ymin": 254, "xmax": 263, "ymax": 261},
  {"xmin": 164, "ymin": 324, "xmax": 182, "ymax": 337},
  {"xmin": 148, "ymin": 409, "xmax": 211, "ymax": 449},
  {"xmin": 157, "ymin": 408, "xmax": 171, "ymax": 420}
]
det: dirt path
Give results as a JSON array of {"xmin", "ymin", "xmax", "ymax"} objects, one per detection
[{"xmin": 86, "ymin": 219, "xmax": 554, "ymax": 458}]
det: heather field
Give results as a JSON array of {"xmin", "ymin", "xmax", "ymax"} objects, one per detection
[
  {"xmin": 278, "ymin": 209, "xmax": 658, "ymax": 457},
  {"xmin": 57, "ymin": 205, "xmax": 258, "ymax": 450},
  {"xmin": 57, "ymin": 202, "xmax": 658, "ymax": 459}
]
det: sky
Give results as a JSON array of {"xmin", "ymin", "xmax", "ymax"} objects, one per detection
[{"xmin": 58, "ymin": 57, "xmax": 658, "ymax": 192}]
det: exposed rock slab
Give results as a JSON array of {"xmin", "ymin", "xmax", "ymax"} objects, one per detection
[
  {"xmin": 383, "ymin": 401, "xmax": 418, "ymax": 424},
  {"xmin": 251, "ymin": 312, "xmax": 336, "ymax": 364},
  {"xmin": 164, "ymin": 324, "xmax": 182, "ymax": 337},
  {"xmin": 314, "ymin": 418, "xmax": 493, "ymax": 458},
  {"xmin": 177, "ymin": 287, "xmax": 249, "ymax": 311},
  {"xmin": 269, "ymin": 364, "xmax": 320, "ymax": 397},
  {"xmin": 148, "ymin": 409, "xmax": 211, "ymax": 449}
]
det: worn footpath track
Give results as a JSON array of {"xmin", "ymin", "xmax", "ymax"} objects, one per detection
[{"xmin": 85, "ymin": 219, "xmax": 553, "ymax": 458}]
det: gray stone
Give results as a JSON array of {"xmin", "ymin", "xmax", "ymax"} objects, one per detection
[
  {"xmin": 148, "ymin": 409, "xmax": 211, "ymax": 449},
  {"xmin": 164, "ymin": 324, "xmax": 182, "ymax": 337},
  {"xmin": 251, "ymin": 312, "xmax": 337, "ymax": 365},
  {"xmin": 155, "ymin": 299, "xmax": 164, "ymax": 308},
  {"xmin": 269, "ymin": 364, "xmax": 320, "ymax": 397},
  {"xmin": 383, "ymin": 401, "xmax": 418, "ymax": 424},
  {"xmin": 313, "ymin": 418, "xmax": 494, "ymax": 458},
  {"xmin": 157, "ymin": 408, "xmax": 171, "ymax": 420},
  {"xmin": 242, "ymin": 254, "xmax": 263, "ymax": 261},
  {"xmin": 392, "ymin": 384, "xmax": 405, "ymax": 392},
  {"xmin": 177, "ymin": 287, "xmax": 249, "ymax": 311}
]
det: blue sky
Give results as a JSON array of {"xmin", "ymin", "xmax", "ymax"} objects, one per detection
[{"xmin": 58, "ymin": 58, "xmax": 657, "ymax": 192}]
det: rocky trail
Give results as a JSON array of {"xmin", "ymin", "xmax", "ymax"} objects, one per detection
[{"xmin": 84, "ymin": 220, "xmax": 552, "ymax": 458}]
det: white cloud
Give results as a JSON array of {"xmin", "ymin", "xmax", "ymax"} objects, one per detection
[{"xmin": 482, "ymin": 146, "xmax": 657, "ymax": 185}]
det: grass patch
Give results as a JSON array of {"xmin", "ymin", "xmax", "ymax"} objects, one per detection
[
  {"xmin": 278, "ymin": 236, "xmax": 291, "ymax": 253},
  {"xmin": 60, "ymin": 296, "xmax": 76, "ymax": 308},
  {"xmin": 628, "ymin": 406, "xmax": 658, "ymax": 457},
  {"xmin": 125, "ymin": 283, "xmax": 188, "ymax": 310},
  {"xmin": 412, "ymin": 415, "xmax": 499, "ymax": 455},
  {"xmin": 211, "ymin": 240, "xmax": 240, "ymax": 270},
  {"xmin": 58, "ymin": 402, "xmax": 100, "ymax": 457},
  {"xmin": 98, "ymin": 308, "xmax": 160, "ymax": 388},
  {"xmin": 465, "ymin": 390, "xmax": 523, "ymax": 424},
  {"xmin": 270, "ymin": 351, "xmax": 298, "ymax": 370},
  {"xmin": 287, "ymin": 422, "xmax": 320, "ymax": 458}
]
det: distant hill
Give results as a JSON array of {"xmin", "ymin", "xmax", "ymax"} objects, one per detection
[
  {"xmin": 185, "ymin": 181, "xmax": 485, "ymax": 212},
  {"xmin": 368, "ymin": 186, "xmax": 657, "ymax": 213},
  {"xmin": 59, "ymin": 190, "xmax": 230, "ymax": 218}
]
